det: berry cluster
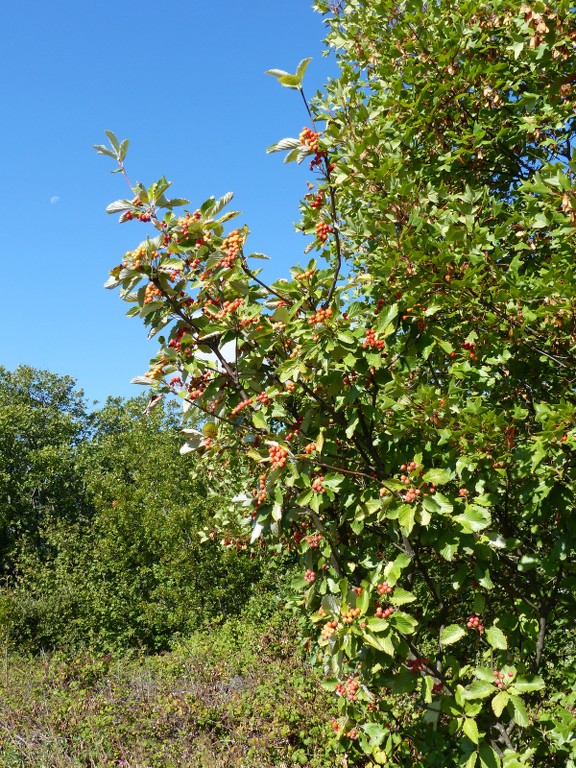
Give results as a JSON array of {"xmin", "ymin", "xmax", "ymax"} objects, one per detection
[
  {"xmin": 309, "ymin": 191, "xmax": 323, "ymax": 209},
  {"xmin": 269, "ymin": 444, "xmax": 289, "ymax": 469},
  {"xmin": 144, "ymin": 283, "xmax": 162, "ymax": 304},
  {"xmin": 176, "ymin": 211, "xmax": 202, "ymax": 238},
  {"xmin": 375, "ymin": 604, "xmax": 395, "ymax": 619},
  {"xmin": 186, "ymin": 371, "xmax": 213, "ymax": 400},
  {"xmin": 309, "ymin": 306, "xmax": 333, "ymax": 325},
  {"xmin": 213, "ymin": 297, "xmax": 244, "ymax": 321},
  {"xmin": 316, "ymin": 221, "xmax": 333, "ymax": 243},
  {"xmin": 149, "ymin": 362, "xmax": 166, "ymax": 381},
  {"xmin": 304, "ymin": 442, "xmax": 317, "ymax": 455},
  {"xmin": 230, "ymin": 397, "xmax": 254, "ymax": 416},
  {"xmin": 373, "ymin": 298, "xmax": 386, "ymax": 316},
  {"xmin": 321, "ymin": 620, "xmax": 339, "ymax": 640},
  {"xmin": 341, "ymin": 607, "xmax": 361, "ymax": 625},
  {"xmin": 312, "ymin": 475, "xmax": 325, "ymax": 493},
  {"xmin": 407, "ymin": 657, "xmax": 429, "ymax": 673},
  {"xmin": 256, "ymin": 391, "xmax": 272, "ymax": 406},
  {"xmin": 467, "ymin": 615, "xmax": 485, "ymax": 633},
  {"xmin": 296, "ymin": 268, "xmax": 315, "ymax": 280},
  {"xmin": 450, "ymin": 340, "xmax": 479, "ymax": 361},
  {"xmin": 377, "ymin": 582, "xmax": 394, "ymax": 596},
  {"xmin": 169, "ymin": 376, "xmax": 182, "ymax": 389},
  {"xmin": 335, "ymin": 676, "xmax": 360, "ymax": 701},
  {"xmin": 304, "ymin": 532, "xmax": 322, "ymax": 548},
  {"xmin": 493, "ymin": 669, "xmax": 514, "ymax": 689},
  {"xmin": 310, "ymin": 153, "xmax": 327, "ymax": 170},
  {"xmin": 253, "ymin": 474, "xmax": 267, "ymax": 509},
  {"xmin": 398, "ymin": 461, "xmax": 437, "ymax": 503},
  {"xmin": 123, "ymin": 243, "xmax": 147, "ymax": 269},
  {"xmin": 299, "ymin": 126, "xmax": 321, "ymax": 152},
  {"xmin": 304, "ymin": 569, "xmax": 316, "ymax": 583},
  {"xmin": 168, "ymin": 326, "xmax": 192, "ymax": 352},
  {"xmin": 363, "ymin": 328, "xmax": 385, "ymax": 349}
]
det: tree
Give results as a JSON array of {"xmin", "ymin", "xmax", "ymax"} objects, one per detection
[
  {"xmin": 98, "ymin": 1, "xmax": 576, "ymax": 764},
  {"xmin": 1, "ymin": 394, "xmax": 265, "ymax": 653},
  {"xmin": 0, "ymin": 365, "xmax": 90, "ymax": 572}
]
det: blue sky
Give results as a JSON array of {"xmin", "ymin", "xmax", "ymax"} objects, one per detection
[{"xmin": 0, "ymin": 2, "xmax": 337, "ymax": 405}]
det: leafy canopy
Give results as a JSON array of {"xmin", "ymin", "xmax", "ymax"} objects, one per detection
[{"xmin": 98, "ymin": 1, "xmax": 576, "ymax": 765}]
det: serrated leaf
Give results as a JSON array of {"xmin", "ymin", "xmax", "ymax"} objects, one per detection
[
  {"xmin": 389, "ymin": 587, "xmax": 416, "ymax": 606},
  {"xmin": 93, "ymin": 144, "xmax": 116, "ymax": 158},
  {"xmin": 118, "ymin": 138, "xmax": 129, "ymax": 162},
  {"xmin": 510, "ymin": 695, "xmax": 529, "ymax": 727},
  {"xmin": 106, "ymin": 199, "xmax": 134, "ymax": 214},
  {"xmin": 463, "ymin": 680, "xmax": 495, "ymax": 700},
  {"xmin": 455, "ymin": 505, "xmax": 492, "ymax": 533},
  {"xmin": 485, "ymin": 627, "xmax": 508, "ymax": 650},
  {"xmin": 440, "ymin": 624, "xmax": 466, "ymax": 645},
  {"xmin": 512, "ymin": 675, "xmax": 544, "ymax": 693},
  {"xmin": 389, "ymin": 611, "xmax": 418, "ymax": 634},
  {"xmin": 364, "ymin": 630, "xmax": 394, "ymax": 655},
  {"xmin": 252, "ymin": 411, "xmax": 268, "ymax": 430},
  {"xmin": 398, "ymin": 503, "xmax": 415, "ymax": 535},
  {"xmin": 295, "ymin": 57, "xmax": 312, "ymax": 81},
  {"xmin": 479, "ymin": 743, "xmax": 501, "ymax": 768},
  {"xmin": 267, "ymin": 137, "xmax": 302, "ymax": 154},
  {"xmin": 463, "ymin": 717, "xmax": 479, "ymax": 744},
  {"xmin": 104, "ymin": 275, "xmax": 121, "ymax": 289},
  {"xmin": 423, "ymin": 468, "xmax": 452, "ymax": 484},
  {"xmin": 105, "ymin": 130, "xmax": 120, "ymax": 151},
  {"xmin": 265, "ymin": 67, "xmax": 289, "ymax": 77},
  {"xmin": 278, "ymin": 74, "xmax": 301, "ymax": 88},
  {"xmin": 491, "ymin": 691, "xmax": 509, "ymax": 717}
]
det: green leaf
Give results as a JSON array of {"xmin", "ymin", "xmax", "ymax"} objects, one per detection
[
  {"xmin": 510, "ymin": 695, "xmax": 529, "ymax": 728},
  {"xmin": 266, "ymin": 137, "xmax": 301, "ymax": 154},
  {"xmin": 479, "ymin": 743, "xmax": 501, "ymax": 768},
  {"xmin": 512, "ymin": 675, "xmax": 544, "ymax": 693},
  {"xmin": 105, "ymin": 129, "xmax": 120, "ymax": 151},
  {"xmin": 278, "ymin": 74, "xmax": 301, "ymax": 88},
  {"xmin": 389, "ymin": 587, "xmax": 416, "ymax": 606},
  {"xmin": 485, "ymin": 627, "xmax": 508, "ymax": 650},
  {"xmin": 454, "ymin": 505, "xmax": 491, "ymax": 533},
  {"xmin": 364, "ymin": 630, "xmax": 395, "ymax": 655},
  {"xmin": 462, "ymin": 752, "xmax": 478, "ymax": 768},
  {"xmin": 491, "ymin": 691, "xmax": 509, "ymax": 717},
  {"xmin": 462, "ymin": 681, "xmax": 495, "ymax": 700},
  {"xmin": 265, "ymin": 67, "xmax": 289, "ymax": 77},
  {"xmin": 463, "ymin": 717, "xmax": 479, "ymax": 744},
  {"xmin": 398, "ymin": 503, "xmax": 416, "ymax": 535},
  {"xmin": 440, "ymin": 624, "xmax": 466, "ymax": 645},
  {"xmin": 389, "ymin": 611, "xmax": 418, "ymax": 634},
  {"xmin": 357, "ymin": 587, "xmax": 370, "ymax": 614},
  {"xmin": 251, "ymin": 411, "xmax": 268, "ymax": 430},
  {"xmin": 295, "ymin": 57, "xmax": 312, "ymax": 81},
  {"xmin": 423, "ymin": 468, "xmax": 451, "ymax": 485}
]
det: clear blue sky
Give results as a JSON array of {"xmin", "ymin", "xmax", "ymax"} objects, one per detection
[{"xmin": 0, "ymin": 2, "xmax": 337, "ymax": 405}]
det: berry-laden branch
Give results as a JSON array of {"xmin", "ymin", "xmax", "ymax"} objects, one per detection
[{"xmin": 99, "ymin": 5, "xmax": 576, "ymax": 760}]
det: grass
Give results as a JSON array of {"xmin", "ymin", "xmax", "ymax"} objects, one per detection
[{"xmin": 0, "ymin": 613, "xmax": 343, "ymax": 768}]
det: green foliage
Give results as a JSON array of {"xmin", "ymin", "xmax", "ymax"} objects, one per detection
[
  {"xmin": 0, "ymin": 379, "xmax": 269, "ymax": 653},
  {"xmin": 0, "ymin": 610, "xmax": 339, "ymax": 767},
  {"xmin": 100, "ymin": 1, "xmax": 576, "ymax": 764},
  {"xmin": 0, "ymin": 365, "xmax": 90, "ymax": 571}
]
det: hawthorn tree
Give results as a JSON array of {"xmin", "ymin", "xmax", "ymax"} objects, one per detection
[{"xmin": 97, "ymin": 1, "xmax": 576, "ymax": 765}]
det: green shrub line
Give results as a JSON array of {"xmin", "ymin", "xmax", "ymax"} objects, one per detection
[{"xmin": 0, "ymin": 610, "xmax": 341, "ymax": 768}]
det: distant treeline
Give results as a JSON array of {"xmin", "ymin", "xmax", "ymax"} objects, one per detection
[{"xmin": 0, "ymin": 365, "xmax": 287, "ymax": 653}]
